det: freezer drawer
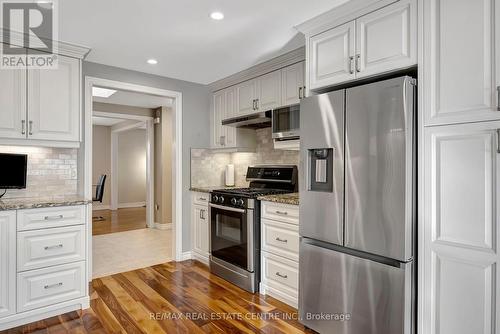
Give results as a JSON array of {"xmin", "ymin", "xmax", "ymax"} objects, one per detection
[{"xmin": 299, "ymin": 240, "xmax": 414, "ymax": 334}]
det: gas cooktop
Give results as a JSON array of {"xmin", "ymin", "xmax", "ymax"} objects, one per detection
[{"xmin": 212, "ymin": 187, "xmax": 290, "ymax": 198}]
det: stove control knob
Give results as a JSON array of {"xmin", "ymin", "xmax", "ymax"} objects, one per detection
[
  {"xmin": 219, "ymin": 196, "xmax": 225, "ymax": 203},
  {"xmin": 212, "ymin": 195, "xmax": 218, "ymax": 203},
  {"xmin": 231, "ymin": 198, "xmax": 237, "ymax": 205},
  {"xmin": 237, "ymin": 199, "xmax": 244, "ymax": 207}
]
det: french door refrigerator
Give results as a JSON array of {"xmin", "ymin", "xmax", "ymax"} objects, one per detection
[{"xmin": 299, "ymin": 76, "xmax": 416, "ymax": 334}]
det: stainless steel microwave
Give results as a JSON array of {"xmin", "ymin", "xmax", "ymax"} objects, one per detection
[{"xmin": 272, "ymin": 104, "xmax": 300, "ymax": 140}]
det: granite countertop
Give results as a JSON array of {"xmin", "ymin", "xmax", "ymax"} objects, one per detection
[
  {"xmin": 258, "ymin": 192, "xmax": 299, "ymax": 205},
  {"xmin": 0, "ymin": 195, "xmax": 91, "ymax": 211},
  {"xmin": 189, "ymin": 186, "xmax": 237, "ymax": 193}
]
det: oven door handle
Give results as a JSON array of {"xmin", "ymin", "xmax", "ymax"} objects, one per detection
[{"xmin": 209, "ymin": 203, "xmax": 246, "ymax": 213}]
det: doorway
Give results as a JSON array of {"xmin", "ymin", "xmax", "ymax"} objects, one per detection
[{"xmin": 83, "ymin": 77, "xmax": 183, "ymax": 279}]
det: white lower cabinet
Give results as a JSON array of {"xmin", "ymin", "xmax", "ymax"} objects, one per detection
[
  {"xmin": 0, "ymin": 205, "xmax": 88, "ymax": 331},
  {"xmin": 17, "ymin": 262, "xmax": 86, "ymax": 313},
  {"xmin": 260, "ymin": 201, "xmax": 299, "ymax": 308},
  {"xmin": 191, "ymin": 192, "xmax": 210, "ymax": 264},
  {"xmin": 0, "ymin": 211, "xmax": 16, "ymax": 319}
]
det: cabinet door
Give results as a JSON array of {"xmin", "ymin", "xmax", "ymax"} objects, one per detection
[
  {"xmin": 309, "ymin": 21, "xmax": 355, "ymax": 90},
  {"xmin": 424, "ymin": 0, "xmax": 499, "ymax": 125},
  {"xmin": 422, "ymin": 122, "xmax": 500, "ymax": 334},
  {"xmin": 236, "ymin": 79, "xmax": 257, "ymax": 116},
  {"xmin": 224, "ymin": 86, "xmax": 237, "ymax": 147},
  {"xmin": 256, "ymin": 70, "xmax": 281, "ymax": 111},
  {"xmin": 28, "ymin": 55, "xmax": 80, "ymax": 141},
  {"xmin": 281, "ymin": 62, "xmax": 305, "ymax": 106},
  {"xmin": 355, "ymin": 0, "xmax": 417, "ymax": 79},
  {"xmin": 212, "ymin": 90, "xmax": 225, "ymax": 148},
  {"xmin": 192, "ymin": 205, "xmax": 209, "ymax": 256},
  {"xmin": 0, "ymin": 67, "xmax": 26, "ymax": 139},
  {"xmin": 0, "ymin": 211, "xmax": 16, "ymax": 319}
]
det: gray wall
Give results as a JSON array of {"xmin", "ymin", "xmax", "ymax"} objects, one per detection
[{"xmin": 83, "ymin": 61, "xmax": 211, "ymax": 252}]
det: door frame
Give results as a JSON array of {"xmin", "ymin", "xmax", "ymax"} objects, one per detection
[{"xmin": 83, "ymin": 77, "xmax": 183, "ymax": 280}]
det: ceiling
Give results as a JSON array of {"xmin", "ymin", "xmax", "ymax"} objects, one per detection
[
  {"xmin": 59, "ymin": 0, "xmax": 349, "ymax": 84},
  {"xmin": 93, "ymin": 88, "xmax": 172, "ymax": 108}
]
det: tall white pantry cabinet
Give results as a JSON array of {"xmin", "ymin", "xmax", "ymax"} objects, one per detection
[{"xmin": 420, "ymin": 0, "xmax": 500, "ymax": 334}]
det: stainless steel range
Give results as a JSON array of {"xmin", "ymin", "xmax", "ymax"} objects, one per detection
[{"xmin": 209, "ymin": 165, "xmax": 298, "ymax": 293}]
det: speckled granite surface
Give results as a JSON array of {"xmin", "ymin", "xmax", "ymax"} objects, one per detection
[
  {"xmin": 0, "ymin": 195, "xmax": 91, "ymax": 211},
  {"xmin": 258, "ymin": 193, "xmax": 299, "ymax": 205},
  {"xmin": 189, "ymin": 186, "xmax": 237, "ymax": 193}
]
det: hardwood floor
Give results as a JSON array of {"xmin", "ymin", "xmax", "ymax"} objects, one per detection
[
  {"xmin": 92, "ymin": 207, "xmax": 147, "ymax": 236},
  {"xmin": 2, "ymin": 260, "xmax": 313, "ymax": 334}
]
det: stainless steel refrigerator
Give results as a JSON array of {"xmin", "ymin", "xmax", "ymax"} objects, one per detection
[{"xmin": 299, "ymin": 76, "xmax": 416, "ymax": 334}]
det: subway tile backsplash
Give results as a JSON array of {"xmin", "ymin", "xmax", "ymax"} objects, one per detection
[
  {"xmin": 0, "ymin": 146, "xmax": 78, "ymax": 199},
  {"xmin": 191, "ymin": 128, "xmax": 299, "ymax": 188}
]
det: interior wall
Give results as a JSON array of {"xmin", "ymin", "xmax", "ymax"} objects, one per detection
[
  {"xmin": 117, "ymin": 128, "xmax": 147, "ymax": 205},
  {"xmin": 92, "ymin": 125, "xmax": 111, "ymax": 206},
  {"xmin": 154, "ymin": 106, "xmax": 173, "ymax": 226},
  {"xmin": 93, "ymin": 102, "xmax": 155, "ymax": 118},
  {"xmin": 83, "ymin": 61, "xmax": 211, "ymax": 252}
]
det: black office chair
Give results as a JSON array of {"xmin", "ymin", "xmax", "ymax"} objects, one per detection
[{"xmin": 92, "ymin": 174, "xmax": 107, "ymax": 221}]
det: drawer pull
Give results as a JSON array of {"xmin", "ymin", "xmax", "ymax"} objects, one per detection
[
  {"xmin": 44, "ymin": 282, "xmax": 63, "ymax": 289},
  {"xmin": 44, "ymin": 244, "xmax": 63, "ymax": 250},
  {"xmin": 275, "ymin": 272, "xmax": 288, "ymax": 279},
  {"xmin": 275, "ymin": 210, "xmax": 288, "ymax": 215},
  {"xmin": 199, "ymin": 197, "xmax": 207, "ymax": 201},
  {"xmin": 275, "ymin": 237, "xmax": 288, "ymax": 243},
  {"xmin": 44, "ymin": 215, "xmax": 64, "ymax": 220}
]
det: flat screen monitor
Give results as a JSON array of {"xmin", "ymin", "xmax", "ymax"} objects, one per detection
[{"xmin": 0, "ymin": 153, "xmax": 27, "ymax": 189}]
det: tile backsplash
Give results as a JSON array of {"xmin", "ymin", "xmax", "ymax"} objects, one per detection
[
  {"xmin": 0, "ymin": 146, "xmax": 78, "ymax": 199},
  {"xmin": 191, "ymin": 128, "xmax": 299, "ymax": 188}
]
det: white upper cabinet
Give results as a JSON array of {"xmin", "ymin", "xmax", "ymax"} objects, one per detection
[
  {"xmin": 223, "ymin": 86, "xmax": 237, "ymax": 147},
  {"xmin": 424, "ymin": 0, "xmax": 499, "ymax": 125},
  {"xmin": 355, "ymin": 0, "xmax": 417, "ymax": 79},
  {"xmin": 0, "ymin": 68, "xmax": 26, "ymax": 139},
  {"xmin": 309, "ymin": 21, "xmax": 356, "ymax": 90},
  {"xmin": 282, "ymin": 62, "xmax": 305, "ymax": 106},
  {"xmin": 306, "ymin": 0, "xmax": 417, "ymax": 91},
  {"xmin": 0, "ymin": 211, "xmax": 16, "ymax": 319},
  {"xmin": 236, "ymin": 79, "xmax": 258, "ymax": 116},
  {"xmin": 212, "ymin": 90, "xmax": 225, "ymax": 148},
  {"xmin": 28, "ymin": 55, "xmax": 80, "ymax": 142},
  {"xmin": 256, "ymin": 70, "xmax": 281, "ymax": 111},
  {"xmin": 423, "ymin": 121, "xmax": 500, "ymax": 334}
]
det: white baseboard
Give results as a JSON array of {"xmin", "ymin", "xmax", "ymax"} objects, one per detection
[
  {"xmin": 192, "ymin": 252, "xmax": 209, "ymax": 265},
  {"xmin": 118, "ymin": 202, "xmax": 146, "ymax": 209},
  {"xmin": 154, "ymin": 223, "xmax": 172, "ymax": 230},
  {"xmin": 180, "ymin": 251, "xmax": 192, "ymax": 261},
  {"xmin": 92, "ymin": 204, "xmax": 110, "ymax": 211}
]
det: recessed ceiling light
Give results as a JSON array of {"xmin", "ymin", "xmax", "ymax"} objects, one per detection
[
  {"xmin": 92, "ymin": 87, "xmax": 117, "ymax": 98},
  {"xmin": 147, "ymin": 59, "xmax": 158, "ymax": 65},
  {"xmin": 210, "ymin": 11, "xmax": 224, "ymax": 20}
]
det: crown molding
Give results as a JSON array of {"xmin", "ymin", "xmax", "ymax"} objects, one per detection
[
  {"xmin": 209, "ymin": 47, "xmax": 305, "ymax": 92},
  {"xmin": 295, "ymin": 0, "xmax": 397, "ymax": 37},
  {"xmin": 0, "ymin": 29, "xmax": 91, "ymax": 59}
]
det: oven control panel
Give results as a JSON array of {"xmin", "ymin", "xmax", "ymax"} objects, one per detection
[{"xmin": 211, "ymin": 193, "xmax": 248, "ymax": 208}]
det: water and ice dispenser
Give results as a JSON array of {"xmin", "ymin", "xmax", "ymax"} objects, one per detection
[{"xmin": 308, "ymin": 148, "xmax": 333, "ymax": 192}]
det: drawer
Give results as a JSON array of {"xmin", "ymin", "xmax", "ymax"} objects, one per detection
[
  {"xmin": 262, "ymin": 218, "xmax": 299, "ymax": 261},
  {"xmin": 192, "ymin": 192, "xmax": 209, "ymax": 206},
  {"xmin": 18, "ymin": 225, "xmax": 86, "ymax": 272},
  {"xmin": 17, "ymin": 261, "xmax": 86, "ymax": 313},
  {"xmin": 17, "ymin": 205, "xmax": 85, "ymax": 231},
  {"xmin": 261, "ymin": 201, "xmax": 299, "ymax": 225},
  {"xmin": 262, "ymin": 251, "xmax": 299, "ymax": 292}
]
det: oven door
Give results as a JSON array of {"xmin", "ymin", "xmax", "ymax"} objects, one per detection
[{"xmin": 209, "ymin": 203, "xmax": 254, "ymax": 272}]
